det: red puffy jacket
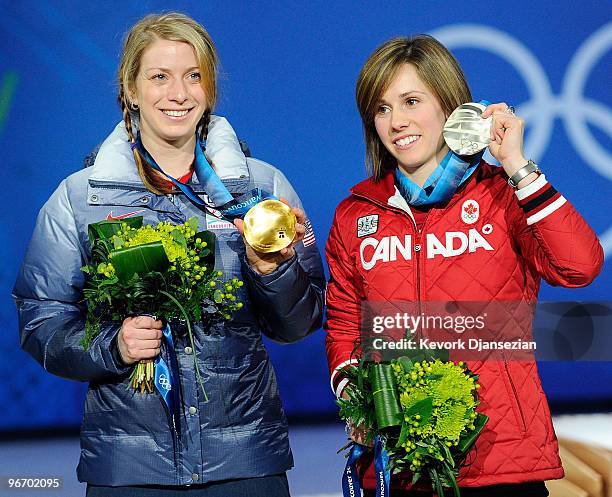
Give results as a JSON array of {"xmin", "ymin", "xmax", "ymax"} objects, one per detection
[{"xmin": 325, "ymin": 163, "xmax": 603, "ymax": 489}]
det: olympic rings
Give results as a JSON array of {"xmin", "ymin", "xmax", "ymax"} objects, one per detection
[{"xmin": 431, "ymin": 23, "xmax": 612, "ymax": 256}]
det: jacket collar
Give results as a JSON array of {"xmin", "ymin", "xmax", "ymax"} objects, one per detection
[
  {"xmin": 350, "ymin": 171, "xmax": 398, "ymax": 207},
  {"xmin": 89, "ymin": 115, "xmax": 249, "ymax": 185},
  {"xmin": 350, "ymin": 164, "xmax": 485, "ymax": 213}
]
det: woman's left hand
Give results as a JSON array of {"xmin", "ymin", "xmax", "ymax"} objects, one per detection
[
  {"xmin": 234, "ymin": 198, "xmax": 306, "ymax": 275},
  {"xmin": 482, "ymin": 103, "xmax": 528, "ymax": 177}
]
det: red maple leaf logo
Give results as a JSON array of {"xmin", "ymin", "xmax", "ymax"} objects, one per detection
[{"xmin": 464, "ymin": 203, "xmax": 477, "ymax": 215}]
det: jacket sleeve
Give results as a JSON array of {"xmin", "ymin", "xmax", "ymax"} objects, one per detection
[
  {"xmin": 13, "ymin": 180, "xmax": 131, "ymax": 382},
  {"xmin": 507, "ymin": 174, "xmax": 604, "ymax": 287},
  {"xmin": 240, "ymin": 168, "xmax": 325, "ymax": 343},
  {"xmin": 324, "ymin": 205, "xmax": 362, "ymax": 397}
]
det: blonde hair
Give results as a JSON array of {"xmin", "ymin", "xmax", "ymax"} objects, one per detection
[
  {"xmin": 117, "ymin": 12, "xmax": 219, "ymax": 194},
  {"xmin": 356, "ymin": 35, "xmax": 472, "ymax": 181}
]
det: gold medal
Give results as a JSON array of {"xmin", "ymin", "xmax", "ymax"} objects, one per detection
[
  {"xmin": 443, "ymin": 102, "xmax": 492, "ymax": 156},
  {"xmin": 243, "ymin": 200, "xmax": 297, "ymax": 253}
]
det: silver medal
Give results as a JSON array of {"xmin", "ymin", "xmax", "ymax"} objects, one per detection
[{"xmin": 443, "ymin": 102, "xmax": 492, "ymax": 156}]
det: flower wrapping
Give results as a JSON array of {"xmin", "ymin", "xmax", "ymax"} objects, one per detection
[
  {"xmin": 80, "ymin": 216, "xmax": 243, "ymax": 396},
  {"xmin": 338, "ymin": 347, "xmax": 488, "ymax": 497}
]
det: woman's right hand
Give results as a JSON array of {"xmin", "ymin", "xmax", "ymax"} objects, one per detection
[
  {"xmin": 347, "ymin": 421, "xmax": 374, "ymax": 447},
  {"xmin": 116, "ymin": 316, "xmax": 163, "ymax": 365},
  {"xmin": 341, "ymin": 390, "xmax": 374, "ymax": 447},
  {"xmin": 233, "ymin": 198, "xmax": 306, "ymax": 275}
]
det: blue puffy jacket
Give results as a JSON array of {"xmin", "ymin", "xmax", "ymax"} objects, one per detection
[{"xmin": 13, "ymin": 116, "xmax": 325, "ymax": 486}]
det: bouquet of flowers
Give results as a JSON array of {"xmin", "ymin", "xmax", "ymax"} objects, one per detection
[
  {"xmin": 338, "ymin": 346, "xmax": 488, "ymax": 497},
  {"xmin": 80, "ymin": 216, "xmax": 242, "ymax": 395}
]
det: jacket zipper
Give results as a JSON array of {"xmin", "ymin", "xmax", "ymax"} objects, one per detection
[
  {"xmin": 89, "ymin": 179, "xmax": 245, "ymax": 194},
  {"xmin": 89, "ymin": 180, "xmax": 150, "ymax": 192},
  {"xmin": 415, "ymin": 214, "xmax": 434, "ymax": 340},
  {"xmin": 352, "ymin": 192, "xmax": 423, "ymax": 326},
  {"xmin": 415, "ymin": 215, "xmax": 429, "ymax": 303}
]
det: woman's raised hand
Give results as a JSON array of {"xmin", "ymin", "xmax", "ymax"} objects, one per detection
[
  {"xmin": 233, "ymin": 198, "xmax": 306, "ymax": 275},
  {"xmin": 482, "ymin": 102, "xmax": 528, "ymax": 177}
]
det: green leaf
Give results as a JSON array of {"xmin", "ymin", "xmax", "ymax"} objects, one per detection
[
  {"xmin": 396, "ymin": 421, "xmax": 409, "ymax": 447},
  {"xmin": 405, "ymin": 396, "xmax": 433, "ymax": 423},
  {"xmin": 441, "ymin": 462, "xmax": 461, "ymax": 496},
  {"xmin": 187, "ymin": 217, "xmax": 199, "ymax": 232},
  {"xmin": 171, "ymin": 229, "xmax": 187, "ymax": 248},
  {"xmin": 196, "ymin": 231, "xmax": 216, "ymax": 269},
  {"xmin": 431, "ymin": 347, "xmax": 450, "ymax": 362},
  {"xmin": 397, "ymin": 357, "xmax": 414, "ymax": 372},
  {"xmin": 97, "ymin": 275, "xmax": 119, "ymax": 287},
  {"xmin": 88, "ymin": 217, "xmax": 142, "ymax": 241},
  {"xmin": 369, "ymin": 363, "xmax": 402, "ymax": 428},
  {"xmin": 430, "ymin": 467, "xmax": 446, "ymax": 497},
  {"xmin": 112, "ymin": 235, "xmax": 125, "ymax": 249},
  {"xmin": 110, "ymin": 241, "xmax": 170, "ymax": 282},
  {"xmin": 441, "ymin": 443, "xmax": 456, "ymax": 468},
  {"xmin": 457, "ymin": 414, "xmax": 488, "ymax": 454}
]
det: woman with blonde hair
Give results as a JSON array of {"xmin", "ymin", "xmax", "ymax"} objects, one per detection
[
  {"xmin": 325, "ymin": 35, "xmax": 602, "ymax": 496},
  {"xmin": 14, "ymin": 12, "xmax": 324, "ymax": 496}
]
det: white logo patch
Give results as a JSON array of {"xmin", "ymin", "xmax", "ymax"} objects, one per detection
[
  {"xmin": 205, "ymin": 212, "xmax": 235, "ymax": 230},
  {"xmin": 357, "ymin": 215, "xmax": 379, "ymax": 237},
  {"xmin": 201, "ymin": 194, "xmax": 235, "ymax": 230},
  {"xmin": 461, "ymin": 200, "xmax": 480, "ymax": 225}
]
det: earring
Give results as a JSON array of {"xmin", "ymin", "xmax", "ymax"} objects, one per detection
[{"xmin": 129, "ymin": 101, "xmax": 139, "ymax": 111}]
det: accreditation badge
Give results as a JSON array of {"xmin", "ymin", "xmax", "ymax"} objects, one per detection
[{"xmin": 202, "ymin": 194, "xmax": 236, "ymax": 230}]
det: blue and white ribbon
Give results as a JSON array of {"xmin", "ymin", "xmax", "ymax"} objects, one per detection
[
  {"xmin": 133, "ymin": 134, "xmax": 276, "ymax": 220},
  {"xmin": 342, "ymin": 436, "xmax": 391, "ymax": 497},
  {"xmin": 374, "ymin": 435, "xmax": 391, "ymax": 497},
  {"xmin": 342, "ymin": 443, "xmax": 366, "ymax": 497},
  {"xmin": 154, "ymin": 322, "xmax": 180, "ymax": 431}
]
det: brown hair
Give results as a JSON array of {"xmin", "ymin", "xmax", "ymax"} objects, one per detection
[
  {"xmin": 117, "ymin": 12, "xmax": 219, "ymax": 194},
  {"xmin": 356, "ymin": 35, "xmax": 472, "ymax": 181}
]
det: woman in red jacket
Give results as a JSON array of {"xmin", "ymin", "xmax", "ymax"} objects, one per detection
[{"xmin": 325, "ymin": 35, "xmax": 603, "ymax": 497}]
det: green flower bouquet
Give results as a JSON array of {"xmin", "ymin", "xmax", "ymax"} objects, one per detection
[
  {"xmin": 80, "ymin": 216, "xmax": 242, "ymax": 395},
  {"xmin": 338, "ymin": 349, "xmax": 488, "ymax": 497}
]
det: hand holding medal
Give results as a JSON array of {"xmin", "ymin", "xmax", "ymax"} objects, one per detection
[
  {"xmin": 444, "ymin": 101, "xmax": 530, "ymax": 182},
  {"xmin": 234, "ymin": 198, "xmax": 305, "ymax": 275},
  {"xmin": 136, "ymin": 133, "xmax": 306, "ymax": 275},
  {"xmin": 481, "ymin": 102, "xmax": 528, "ymax": 175}
]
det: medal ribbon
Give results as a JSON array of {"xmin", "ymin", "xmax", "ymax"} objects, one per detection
[
  {"xmin": 133, "ymin": 134, "xmax": 276, "ymax": 220},
  {"xmin": 154, "ymin": 322, "xmax": 180, "ymax": 431},
  {"xmin": 341, "ymin": 436, "xmax": 390, "ymax": 497},
  {"xmin": 342, "ymin": 443, "xmax": 366, "ymax": 497},
  {"xmin": 395, "ymin": 150, "xmax": 483, "ymax": 206},
  {"xmin": 374, "ymin": 435, "xmax": 391, "ymax": 497}
]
